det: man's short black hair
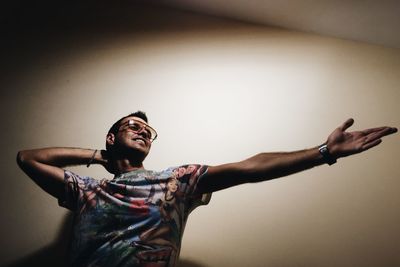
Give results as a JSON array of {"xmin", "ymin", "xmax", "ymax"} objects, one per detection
[{"xmin": 108, "ymin": 111, "xmax": 148, "ymax": 135}]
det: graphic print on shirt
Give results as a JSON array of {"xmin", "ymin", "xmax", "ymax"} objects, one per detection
[{"xmin": 60, "ymin": 164, "xmax": 210, "ymax": 267}]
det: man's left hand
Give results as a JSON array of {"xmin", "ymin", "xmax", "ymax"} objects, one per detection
[{"xmin": 326, "ymin": 118, "xmax": 397, "ymax": 159}]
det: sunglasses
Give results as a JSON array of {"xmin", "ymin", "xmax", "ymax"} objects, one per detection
[{"xmin": 119, "ymin": 119, "xmax": 158, "ymax": 142}]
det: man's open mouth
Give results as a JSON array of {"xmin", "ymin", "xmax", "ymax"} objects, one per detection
[{"xmin": 133, "ymin": 138, "xmax": 146, "ymax": 145}]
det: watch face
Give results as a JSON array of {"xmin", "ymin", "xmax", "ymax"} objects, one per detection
[
  {"xmin": 321, "ymin": 147, "xmax": 328, "ymax": 153},
  {"xmin": 319, "ymin": 145, "xmax": 336, "ymax": 165},
  {"xmin": 319, "ymin": 145, "xmax": 328, "ymax": 154}
]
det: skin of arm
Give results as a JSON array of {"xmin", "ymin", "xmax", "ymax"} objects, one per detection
[
  {"xmin": 196, "ymin": 118, "xmax": 397, "ymax": 194},
  {"xmin": 17, "ymin": 118, "xmax": 397, "ymax": 197},
  {"xmin": 16, "ymin": 148, "xmax": 108, "ymax": 199}
]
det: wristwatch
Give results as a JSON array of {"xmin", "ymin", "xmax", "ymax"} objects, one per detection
[{"xmin": 318, "ymin": 144, "xmax": 336, "ymax": 165}]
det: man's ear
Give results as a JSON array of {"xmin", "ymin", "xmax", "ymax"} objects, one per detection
[{"xmin": 106, "ymin": 132, "xmax": 115, "ymax": 146}]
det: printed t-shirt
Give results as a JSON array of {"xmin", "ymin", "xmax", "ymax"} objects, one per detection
[{"xmin": 58, "ymin": 164, "xmax": 211, "ymax": 267}]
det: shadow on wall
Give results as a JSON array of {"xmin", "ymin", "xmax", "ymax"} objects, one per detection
[
  {"xmin": 4, "ymin": 214, "xmax": 73, "ymax": 267},
  {"xmin": 1, "ymin": 2, "xmax": 218, "ymax": 267},
  {"xmin": 3, "ymin": 212, "xmax": 208, "ymax": 267},
  {"xmin": 2, "ymin": 0, "xmax": 245, "ymax": 82}
]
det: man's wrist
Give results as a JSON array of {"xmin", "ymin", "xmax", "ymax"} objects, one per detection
[
  {"xmin": 86, "ymin": 149, "xmax": 98, "ymax": 167},
  {"xmin": 318, "ymin": 144, "xmax": 337, "ymax": 165},
  {"xmin": 98, "ymin": 150, "xmax": 109, "ymax": 165},
  {"xmin": 86, "ymin": 149, "xmax": 109, "ymax": 167}
]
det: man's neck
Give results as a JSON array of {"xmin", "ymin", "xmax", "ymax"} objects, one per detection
[{"xmin": 113, "ymin": 158, "xmax": 145, "ymax": 175}]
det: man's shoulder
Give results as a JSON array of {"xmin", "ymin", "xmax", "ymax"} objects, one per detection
[
  {"xmin": 163, "ymin": 164, "xmax": 208, "ymax": 179},
  {"xmin": 64, "ymin": 170, "xmax": 101, "ymax": 184}
]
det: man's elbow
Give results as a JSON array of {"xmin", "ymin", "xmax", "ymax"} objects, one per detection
[{"xmin": 16, "ymin": 150, "xmax": 30, "ymax": 169}]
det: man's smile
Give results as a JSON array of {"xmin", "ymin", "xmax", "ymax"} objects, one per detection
[{"xmin": 132, "ymin": 137, "xmax": 147, "ymax": 145}]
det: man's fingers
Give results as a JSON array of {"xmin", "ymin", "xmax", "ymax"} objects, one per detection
[
  {"xmin": 363, "ymin": 126, "xmax": 398, "ymax": 135},
  {"xmin": 365, "ymin": 127, "xmax": 398, "ymax": 143},
  {"xmin": 379, "ymin": 127, "xmax": 398, "ymax": 137},
  {"xmin": 362, "ymin": 127, "xmax": 388, "ymax": 135},
  {"xmin": 361, "ymin": 139, "xmax": 382, "ymax": 151},
  {"xmin": 360, "ymin": 127, "xmax": 396, "ymax": 151},
  {"xmin": 340, "ymin": 118, "xmax": 354, "ymax": 131}
]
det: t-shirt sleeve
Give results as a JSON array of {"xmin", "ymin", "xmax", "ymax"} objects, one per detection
[
  {"xmin": 58, "ymin": 170, "xmax": 95, "ymax": 212},
  {"xmin": 174, "ymin": 164, "xmax": 212, "ymax": 213}
]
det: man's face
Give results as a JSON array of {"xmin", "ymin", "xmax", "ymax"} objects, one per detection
[{"xmin": 111, "ymin": 116, "xmax": 155, "ymax": 157}]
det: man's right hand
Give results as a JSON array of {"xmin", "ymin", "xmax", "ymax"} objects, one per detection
[{"xmin": 99, "ymin": 149, "xmax": 115, "ymax": 174}]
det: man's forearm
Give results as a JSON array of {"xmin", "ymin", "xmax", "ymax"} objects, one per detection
[
  {"xmin": 16, "ymin": 147, "xmax": 105, "ymax": 199},
  {"xmin": 199, "ymin": 147, "xmax": 326, "ymax": 193},
  {"xmin": 17, "ymin": 147, "xmax": 104, "ymax": 168},
  {"xmin": 241, "ymin": 147, "xmax": 325, "ymax": 182}
]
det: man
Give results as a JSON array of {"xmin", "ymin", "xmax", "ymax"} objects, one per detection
[{"xmin": 17, "ymin": 111, "xmax": 397, "ymax": 267}]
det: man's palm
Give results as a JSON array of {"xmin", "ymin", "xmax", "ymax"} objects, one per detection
[{"xmin": 327, "ymin": 118, "xmax": 397, "ymax": 158}]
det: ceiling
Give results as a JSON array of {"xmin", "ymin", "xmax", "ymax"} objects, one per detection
[
  {"xmin": 153, "ymin": 0, "xmax": 400, "ymax": 49},
  {"xmin": 2, "ymin": 0, "xmax": 399, "ymax": 49}
]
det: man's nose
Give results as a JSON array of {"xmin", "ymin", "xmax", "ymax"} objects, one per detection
[{"xmin": 136, "ymin": 127, "xmax": 149, "ymax": 139}]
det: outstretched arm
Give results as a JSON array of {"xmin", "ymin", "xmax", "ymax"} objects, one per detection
[
  {"xmin": 195, "ymin": 119, "xmax": 397, "ymax": 194},
  {"xmin": 16, "ymin": 148, "xmax": 109, "ymax": 199}
]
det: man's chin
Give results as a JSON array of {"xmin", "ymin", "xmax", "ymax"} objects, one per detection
[
  {"xmin": 113, "ymin": 145, "xmax": 149, "ymax": 161},
  {"xmin": 130, "ymin": 146, "xmax": 149, "ymax": 159}
]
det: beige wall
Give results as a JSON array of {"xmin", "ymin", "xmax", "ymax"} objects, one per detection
[{"xmin": 1, "ymin": 3, "xmax": 399, "ymax": 267}]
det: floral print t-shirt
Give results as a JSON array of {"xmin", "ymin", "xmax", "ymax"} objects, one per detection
[{"xmin": 58, "ymin": 164, "xmax": 211, "ymax": 267}]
